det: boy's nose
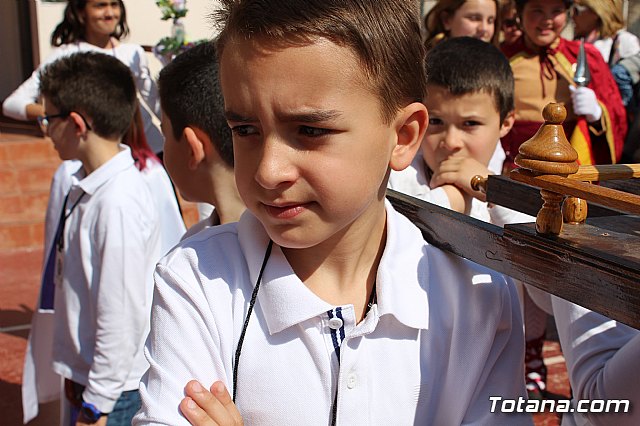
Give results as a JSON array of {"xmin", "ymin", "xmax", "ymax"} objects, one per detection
[
  {"xmin": 441, "ymin": 128, "xmax": 463, "ymax": 151},
  {"xmin": 254, "ymin": 136, "xmax": 298, "ymax": 189}
]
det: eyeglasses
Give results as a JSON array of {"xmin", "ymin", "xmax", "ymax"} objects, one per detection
[
  {"xmin": 37, "ymin": 113, "xmax": 69, "ymax": 133},
  {"xmin": 37, "ymin": 112, "xmax": 93, "ymax": 133},
  {"xmin": 502, "ymin": 18, "xmax": 519, "ymax": 29}
]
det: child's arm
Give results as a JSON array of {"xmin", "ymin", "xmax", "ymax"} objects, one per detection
[
  {"xmin": 180, "ymin": 380, "xmax": 243, "ymax": 425},
  {"xmin": 551, "ymin": 297, "xmax": 640, "ymax": 426},
  {"xmin": 430, "ymin": 156, "xmax": 492, "ymax": 203},
  {"xmin": 134, "ymin": 264, "xmax": 233, "ymax": 425},
  {"xmin": 81, "ymin": 205, "xmax": 159, "ymax": 415}
]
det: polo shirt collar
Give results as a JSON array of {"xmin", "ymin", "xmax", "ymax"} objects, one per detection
[
  {"xmin": 71, "ymin": 145, "xmax": 135, "ymax": 195},
  {"xmin": 237, "ymin": 200, "xmax": 430, "ymax": 335}
]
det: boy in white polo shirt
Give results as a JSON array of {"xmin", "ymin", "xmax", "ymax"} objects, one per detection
[
  {"xmin": 135, "ymin": 0, "xmax": 530, "ymax": 424},
  {"xmin": 39, "ymin": 51, "xmax": 160, "ymax": 425}
]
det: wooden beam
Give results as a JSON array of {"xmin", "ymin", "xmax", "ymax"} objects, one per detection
[
  {"xmin": 569, "ymin": 164, "xmax": 640, "ymax": 181},
  {"xmin": 511, "ymin": 169, "xmax": 640, "ymax": 215},
  {"xmin": 485, "ymin": 175, "xmax": 623, "ymax": 217},
  {"xmin": 387, "ymin": 189, "xmax": 640, "ymax": 330}
]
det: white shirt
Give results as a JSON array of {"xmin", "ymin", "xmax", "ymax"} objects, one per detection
[
  {"xmin": 22, "ymin": 157, "xmax": 184, "ymax": 422},
  {"xmin": 2, "ymin": 41, "xmax": 163, "ymax": 153},
  {"xmin": 181, "ymin": 211, "xmax": 218, "ymax": 241},
  {"xmin": 51, "ymin": 146, "xmax": 160, "ymax": 413},
  {"xmin": 139, "ymin": 159, "xmax": 186, "ymax": 254},
  {"xmin": 388, "ymin": 144, "xmax": 534, "ymax": 226},
  {"xmin": 135, "ymin": 201, "xmax": 530, "ymax": 425},
  {"xmin": 593, "ymin": 30, "xmax": 640, "ymax": 65},
  {"xmin": 553, "ymin": 297, "xmax": 640, "ymax": 426}
]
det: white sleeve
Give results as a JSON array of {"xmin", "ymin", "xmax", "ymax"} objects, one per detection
[
  {"xmin": 463, "ymin": 277, "xmax": 532, "ymax": 425},
  {"xmin": 132, "ymin": 45, "xmax": 161, "ymax": 117},
  {"xmin": 552, "ymin": 296, "xmax": 640, "ymax": 426},
  {"xmin": 2, "ymin": 45, "xmax": 74, "ymax": 120},
  {"xmin": 2, "ymin": 68, "xmax": 41, "ymax": 120},
  {"xmin": 134, "ymin": 264, "xmax": 232, "ymax": 425},
  {"xmin": 82, "ymin": 204, "xmax": 159, "ymax": 413}
]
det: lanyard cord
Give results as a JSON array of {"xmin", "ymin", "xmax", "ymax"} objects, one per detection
[
  {"xmin": 56, "ymin": 191, "xmax": 86, "ymax": 251},
  {"xmin": 232, "ymin": 239, "xmax": 273, "ymax": 402}
]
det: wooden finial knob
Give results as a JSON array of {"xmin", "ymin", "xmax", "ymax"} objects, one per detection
[
  {"xmin": 542, "ymin": 102, "xmax": 566, "ymax": 124},
  {"xmin": 514, "ymin": 102, "xmax": 579, "ymax": 176}
]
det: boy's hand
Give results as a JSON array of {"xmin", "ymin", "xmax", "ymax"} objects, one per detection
[
  {"xmin": 430, "ymin": 157, "xmax": 491, "ymax": 202},
  {"xmin": 180, "ymin": 380, "xmax": 243, "ymax": 426}
]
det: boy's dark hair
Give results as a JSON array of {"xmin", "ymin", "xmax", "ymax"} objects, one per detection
[
  {"xmin": 40, "ymin": 51, "xmax": 137, "ymax": 139},
  {"xmin": 158, "ymin": 42, "xmax": 233, "ymax": 167},
  {"xmin": 51, "ymin": 0, "xmax": 129, "ymax": 47},
  {"xmin": 425, "ymin": 37, "xmax": 514, "ymax": 122},
  {"xmin": 213, "ymin": 0, "xmax": 426, "ymax": 124}
]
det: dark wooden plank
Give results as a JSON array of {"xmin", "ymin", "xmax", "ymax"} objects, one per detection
[
  {"xmin": 487, "ymin": 175, "xmax": 625, "ymax": 217},
  {"xmin": 387, "ymin": 189, "xmax": 640, "ymax": 329}
]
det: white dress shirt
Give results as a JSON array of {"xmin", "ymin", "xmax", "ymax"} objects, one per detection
[
  {"xmin": 135, "ymin": 201, "xmax": 530, "ymax": 425},
  {"xmin": 22, "ymin": 157, "xmax": 184, "ymax": 422},
  {"xmin": 50, "ymin": 146, "xmax": 160, "ymax": 413}
]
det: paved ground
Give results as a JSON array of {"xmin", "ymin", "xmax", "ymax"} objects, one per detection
[{"xmin": 0, "ymin": 130, "xmax": 570, "ymax": 425}]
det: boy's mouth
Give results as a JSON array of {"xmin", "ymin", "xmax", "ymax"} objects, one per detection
[{"xmin": 263, "ymin": 202, "xmax": 308, "ymax": 220}]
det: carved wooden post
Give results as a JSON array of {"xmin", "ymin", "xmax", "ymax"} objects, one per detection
[{"xmin": 513, "ymin": 103, "xmax": 580, "ymax": 235}]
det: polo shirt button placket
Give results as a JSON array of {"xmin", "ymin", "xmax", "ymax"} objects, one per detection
[{"xmin": 328, "ymin": 317, "xmax": 343, "ymax": 330}]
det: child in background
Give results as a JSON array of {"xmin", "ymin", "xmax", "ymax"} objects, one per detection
[
  {"xmin": 424, "ymin": 0, "xmax": 500, "ymax": 50},
  {"xmin": 501, "ymin": 0, "xmax": 627, "ymax": 169},
  {"xmin": 2, "ymin": 0, "xmax": 163, "ymax": 153},
  {"xmin": 389, "ymin": 36, "xmax": 526, "ymax": 225},
  {"xmin": 21, "ymin": 104, "xmax": 184, "ymax": 424},
  {"xmin": 157, "ymin": 41, "xmax": 245, "ymax": 237},
  {"xmin": 38, "ymin": 51, "xmax": 160, "ymax": 425},
  {"xmin": 500, "ymin": 0, "xmax": 522, "ymax": 47},
  {"xmin": 134, "ymin": 1, "xmax": 529, "ymax": 425}
]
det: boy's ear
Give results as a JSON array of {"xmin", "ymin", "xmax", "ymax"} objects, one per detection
[
  {"xmin": 183, "ymin": 126, "xmax": 212, "ymax": 170},
  {"xmin": 389, "ymin": 102, "xmax": 428, "ymax": 172},
  {"xmin": 69, "ymin": 111, "xmax": 89, "ymax": 136},
  {"xmin": 499, "ymin": 110, "xmax": 516, "ymax": 139}
]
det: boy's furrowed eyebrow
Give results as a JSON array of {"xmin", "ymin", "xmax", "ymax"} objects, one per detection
[
  {"xmin": 225, "ymin": 111, "xmax": 256, "ymax": 123},
  {"xmin": 278, "ymin": 109, "xmax": 343, "ymax": 123},
  {"xmin": 224, "ymin": 109, "xmax": 343, "ymax": 123}
]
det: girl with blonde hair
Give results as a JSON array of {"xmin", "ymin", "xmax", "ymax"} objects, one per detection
[{"xmin": 424, "ymin": 0, "xmax": 500, "ymax": 50}]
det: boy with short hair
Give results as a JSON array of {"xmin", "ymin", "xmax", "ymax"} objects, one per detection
[
  {"xmin": 135, "ymin": 1, "xmax": 529, "ymax": 425},
  {"xmin": 39, "ymin": 51, "xmax": 160, "ymax": 425},
  {"xmin": 389, "ymin": 36, "xmax": 526, "ymax": 225},
  {"xmin": 157, "ymin": 41, "xmax": 245, "ymax": 235}
]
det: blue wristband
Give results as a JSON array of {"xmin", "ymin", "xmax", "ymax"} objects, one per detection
[{"xmin": 80, "ymin": 401, "xmax": 103, "ymax": 423}]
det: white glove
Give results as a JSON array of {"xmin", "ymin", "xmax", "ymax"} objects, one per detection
[{"xmin": 569, "ymin": 85, "xmax": 602, "ymax": 123}]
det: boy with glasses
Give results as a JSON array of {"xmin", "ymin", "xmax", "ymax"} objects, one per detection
[{"xmin": 38, "ymin": 51, "xmax": 160, "ymax": 426}]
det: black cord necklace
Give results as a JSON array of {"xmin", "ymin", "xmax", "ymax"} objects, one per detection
[
  {"xmin": 232, "ymin": 239, "xmax": 273, "ymax": 402},
  {"xmin": 232, "ymin": 239, "xmax": 378, "ymax": 426}
]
